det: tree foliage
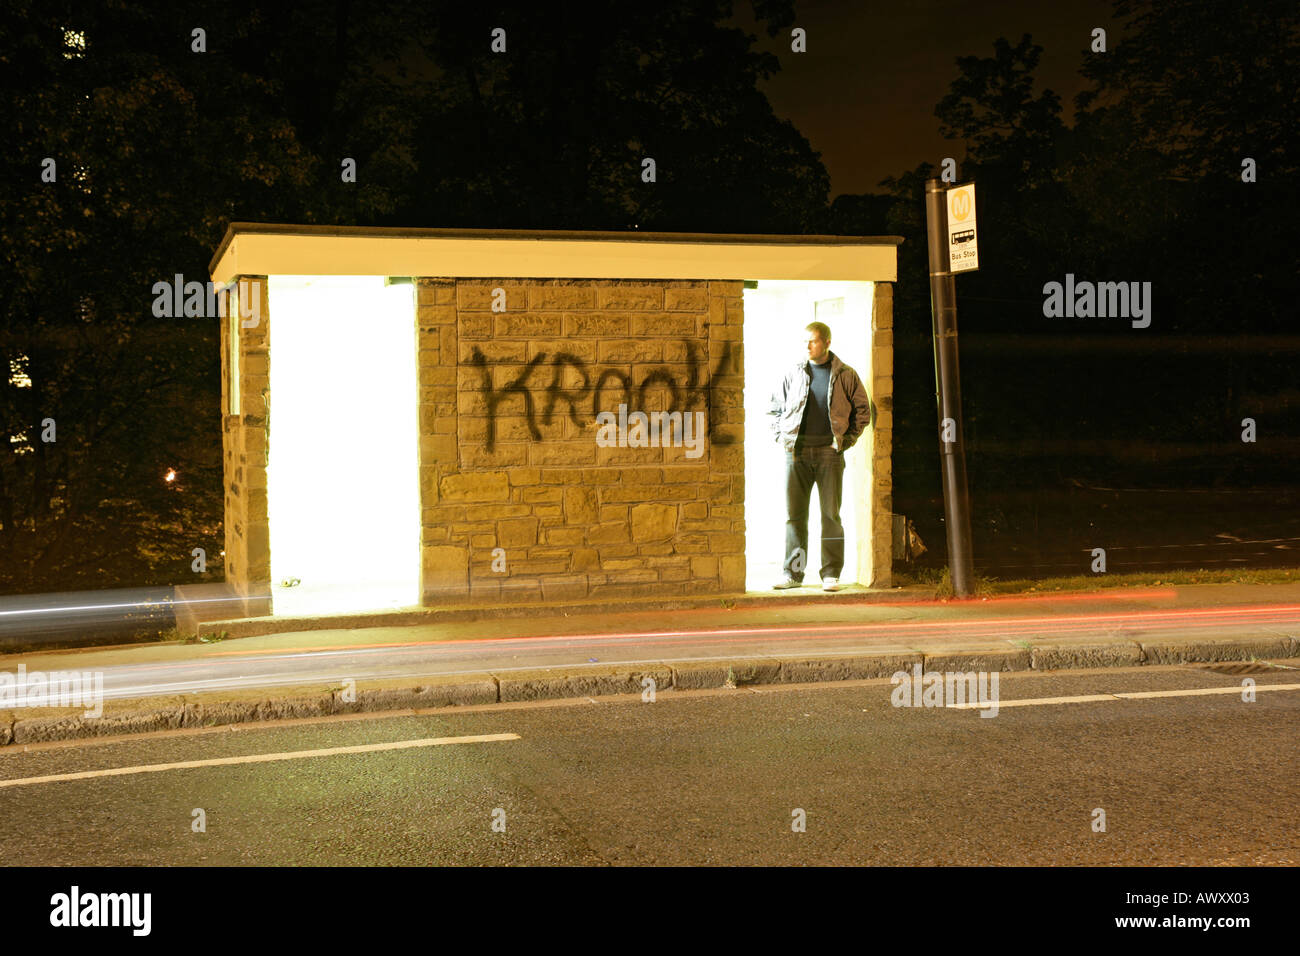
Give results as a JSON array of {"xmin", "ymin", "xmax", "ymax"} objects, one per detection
[{"xmin": 0, "ymin": 0, "xmax": 828, "ymax": 593}]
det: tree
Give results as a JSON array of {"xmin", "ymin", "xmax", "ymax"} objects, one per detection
[
  {"xmin": 0, "ymin": 0, "xmax": 832, "ymax": 595},
  {"xmin": 406, "ymin": 0, "xmax": 827, "ymax": 232},
  {"xmin": 0, "ymin": 0, "xmax": 421, "ymax": 592},
  {"xmin": 1073, "ymin": 0, "xmax": 1299, "ymax": 331}
]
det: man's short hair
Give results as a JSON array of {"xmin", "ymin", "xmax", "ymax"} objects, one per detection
[{"xmin": 805, "ymin": 321, "xmax": 831, "ymax": 344}]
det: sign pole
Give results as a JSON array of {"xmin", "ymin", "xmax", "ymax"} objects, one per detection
[{"xmin": 924, "ymin": 177, "xmax": 975, "ymax": 597}]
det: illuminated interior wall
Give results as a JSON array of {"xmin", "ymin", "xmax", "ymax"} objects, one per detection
[
  {"xmin": 743, "ymin": 281, "xmax": 875, "ymax": 589},
  {"xmin": 266, "ymin": 276, "xmax": 420, "ymax": 616}
]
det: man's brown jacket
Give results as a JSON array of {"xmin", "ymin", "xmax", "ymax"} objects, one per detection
[{"xmin": 767, "ymin": 352, "xmax": 872, "ymax": 454}]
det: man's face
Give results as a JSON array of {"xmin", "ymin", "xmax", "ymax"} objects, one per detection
[{"xmin": 805, "ymin": 330, "xmax": 830, "ymax": 364}]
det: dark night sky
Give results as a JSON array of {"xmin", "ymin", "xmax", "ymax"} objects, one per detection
[{"xmin": 729, "ymin": 0, "xmax": 1118, "ymax": 197}]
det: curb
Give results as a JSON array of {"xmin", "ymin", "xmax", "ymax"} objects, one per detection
[{"xmin": 3, "ymin": 634, "xmax": 1295, "ymax": 747}]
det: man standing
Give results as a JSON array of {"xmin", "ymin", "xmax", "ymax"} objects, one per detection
[{"xmin": 767, "ymin": 322, "xmax": 872, "ymax": 591}]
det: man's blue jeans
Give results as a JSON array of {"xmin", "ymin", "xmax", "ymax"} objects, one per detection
[{"xmin": 783, "ymin": 444, "xmax": 845, "ymax": 582}]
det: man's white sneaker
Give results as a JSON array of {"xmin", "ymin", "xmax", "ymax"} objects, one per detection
[
  {"xmin": 773, "ymin": 577, "xmax": 802, "ymax": 590},
  {"xmin": 822, "ymin": 577, "xmax": 840, "ymax": 592}
]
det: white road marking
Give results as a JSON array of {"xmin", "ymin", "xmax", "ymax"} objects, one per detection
[
  {"xmin": 1115, "ymin": 683, "xmax": 1300, "ymax": 699},
  {"xmin": 948, "ymin": 683, "xmax": 1300, "ymax": 710},
  {"xmin": 950, "ymin": 694, "xmax": 1118, "ymax": 709},
  {"xmin": 0, "ymin": 732, "xmax": 520, "ymax": 789}
]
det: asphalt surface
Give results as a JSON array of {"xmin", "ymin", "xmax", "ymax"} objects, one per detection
[
  {"xmin": 4, "ymin": 584, "xmax": 1298, "ymax": 703},
  {"xmin": 1, "ymin": 664, "xmax": 1295, "ymax": 865}
]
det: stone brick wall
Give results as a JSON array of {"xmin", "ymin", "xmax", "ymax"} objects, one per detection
[
  {"xmin": 219, "ymin": 276, "xmax": 271, "ymax": 616},
  {"xmin": 416, "ymin": 278, "xmax": 746, "ymax": 605},
  {"xmin": 867, "ymin": 282, "xmax": 894, "ymax": 588}
]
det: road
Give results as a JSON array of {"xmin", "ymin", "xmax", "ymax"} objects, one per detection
[{"xmin": 0, "ymin": 664, "xmax": 1295, "ymax": 865}]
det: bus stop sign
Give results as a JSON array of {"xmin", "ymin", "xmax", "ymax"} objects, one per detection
[{"xmin": 946, "ymin": 183, "xmax": 978, "ymax": 273}]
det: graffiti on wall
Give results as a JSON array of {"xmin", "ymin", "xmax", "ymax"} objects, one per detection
[{"xmin": 468, "ymin": 341, "xmax": 735, "ymax": 451}]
